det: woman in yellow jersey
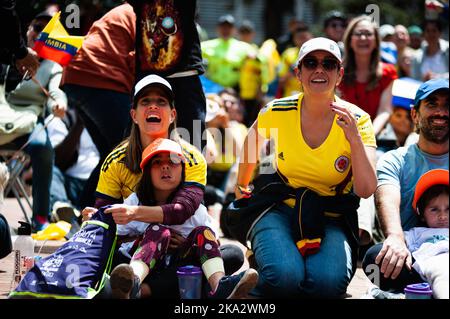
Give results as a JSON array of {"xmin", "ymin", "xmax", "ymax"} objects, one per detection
[
  {"xmin": 234, "ymin": 38, "xmax": 377, "ymax": 298},
  {"xmin": 81, "ymin": 74, "xmax": 244, "ymax": 298}
]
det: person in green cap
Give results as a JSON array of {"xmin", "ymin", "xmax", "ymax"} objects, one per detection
[{"xmin": 407, "ymin": 25, "xmax": 424, "ymax": 50}]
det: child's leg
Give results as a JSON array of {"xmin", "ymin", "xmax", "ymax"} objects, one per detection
[
  {"xmin": 183, "ymin": 226, "xmax": 258, "ymax": 299},
  {"xmin": 182, "ymin": 226, "xmax": 223, "ymax": 290},
  {"xmin": 110, "ymin": 224, "xmax": 173, "ymax": 299},
  {"xmin": 421, "ymin": 253, "xmax": 449, "ymax": 299},
  {"xmin": 130, "ymin": 224, "xmax": 172, "ymax": 283}
]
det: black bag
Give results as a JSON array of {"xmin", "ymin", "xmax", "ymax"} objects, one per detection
[
  {"xmin": 224, "ymin": 172, "xmax": 292, "ymax": 247},
  {"xmin": 224, "ymin": 170, "xmax": 360, "ymax": 250},
  {"xmin": 0, "ymin": 213, "xmax": 12, "ymax": 259}
]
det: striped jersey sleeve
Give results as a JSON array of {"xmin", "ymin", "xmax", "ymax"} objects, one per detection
[
  {"xmin": 257, "ymin": 95, "xmax": 299, "ymax": 138},
  {"xmin": 96, "ymin": 145, "xmax": 131, "ymax": 200}
]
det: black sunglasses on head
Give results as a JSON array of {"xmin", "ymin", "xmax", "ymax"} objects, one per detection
[{"xmin": 302, "ymin": 57, "xmax": 340, "ymax": 71}]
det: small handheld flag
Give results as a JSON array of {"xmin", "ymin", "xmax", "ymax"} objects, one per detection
[{"xmin": 33, "ymin": 12, "xmax": 84, "ymax": 66}]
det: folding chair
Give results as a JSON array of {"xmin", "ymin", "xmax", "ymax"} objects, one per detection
[
  {"xmin": 0, "ymin": 145, "xmax": 32, "ymax": 224},
  {"xmin": 1, "ymin": 66, "xmax": 33, "ymax": 224}
]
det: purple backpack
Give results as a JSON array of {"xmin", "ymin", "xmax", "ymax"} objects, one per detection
[{"xmin": 9, "ymin": 207, "xmax": 117, "ymax": 299}]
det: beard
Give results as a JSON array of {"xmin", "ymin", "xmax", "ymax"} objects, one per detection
[{"xmin": 417, "ymin": 115, "xmax": 449, "ymax": 144}]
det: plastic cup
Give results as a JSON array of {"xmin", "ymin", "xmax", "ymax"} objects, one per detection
[
  {"xmin": 176, "ymin": 265, "xmax": 202, "ymax": 299},
  {"xmin": 404, "ymin": 282, "xmax": 433, "ymax": 299}
]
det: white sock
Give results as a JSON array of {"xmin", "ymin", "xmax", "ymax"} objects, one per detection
[{"xmin": 130, "ymin": 260, "xmax": 149, "ymax": 283}]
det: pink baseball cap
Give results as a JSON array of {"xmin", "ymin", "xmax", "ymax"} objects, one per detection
[{"xmin": 140, "ymin": 138, "xmax": 185, "ymax": 169}]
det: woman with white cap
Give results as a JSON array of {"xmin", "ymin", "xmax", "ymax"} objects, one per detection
[{"xmin": 233, "ymin": 37, "xmax": 377, "ymax": 298}]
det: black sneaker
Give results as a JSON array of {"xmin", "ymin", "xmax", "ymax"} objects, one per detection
[
  {"xmin": 209, "ymin": 268, "xmax": 258, "ymax": 299},
  {"xmin": 110, "ymin": 264, "xmax": 139, "ymax": 299}
]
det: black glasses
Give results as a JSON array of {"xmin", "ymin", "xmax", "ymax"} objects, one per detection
[
  {"xmin": 302, "ymin": 57, "xmax": 340, "ymax": 71},
  {"xmin": 352, "ymin": 31, "xmax": 375, "ymax": 38}
]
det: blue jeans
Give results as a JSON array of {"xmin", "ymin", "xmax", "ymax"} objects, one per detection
[
  {"xmin": 12, "ymin": 119, "xmax": 54, "ymax": 221},
  {"xmin": 62, "ymin": 84, "xmax": 132, "ymax": 207},
  {"xmin": 50, "ymin": 166, "xmax": 86, "ymax": 211},
  {"xmin": 249, "ymin": 203, "xmax": 354, "ymax": 298}
]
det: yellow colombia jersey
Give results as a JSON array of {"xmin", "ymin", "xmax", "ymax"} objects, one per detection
[
  {"xmin": 96, "ymin": 139, "xmax": 207, "ymax": 201},
  {"xmin": 278, "ymin": 47, "xmax": 302, "ymax": 97},
  {"xmin": 258, "ymin": 93, "xmax": 376, "ymax": 207}
]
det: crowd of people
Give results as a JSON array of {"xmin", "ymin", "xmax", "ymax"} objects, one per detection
[{"xmin": 0, "ymin": 0, "xmax": 448, "ymax": 300}]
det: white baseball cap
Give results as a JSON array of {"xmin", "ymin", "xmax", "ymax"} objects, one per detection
[
  {"xmin": 296, "ymin": 37, "xmax": 342, "ymax": 66},
  {"xmin": 133, "ymin": 74, "xmax": 174, "ymax": 104},
  {"xmin": 379, "ymin": 24, "xmax": 395, "ymax": 39}
]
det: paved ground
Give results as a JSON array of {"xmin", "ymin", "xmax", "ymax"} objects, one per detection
[{"xmin": 0, "ymin": 197, "xmax": 372, "ymax": 299}]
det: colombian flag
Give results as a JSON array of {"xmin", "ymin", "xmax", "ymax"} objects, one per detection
[{"xmin": 33, "ymin": 12, "xmax": 84, "ymax": 66}]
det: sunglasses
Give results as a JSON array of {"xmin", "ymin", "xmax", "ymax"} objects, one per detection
[{"xmin": 302, "ymin": 57, "xmax": 340, "ymax": 71}]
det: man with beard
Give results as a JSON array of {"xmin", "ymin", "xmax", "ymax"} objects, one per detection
[{"xmin": 362, "ymin": 78, "xmax": 449, "ymax": 292}]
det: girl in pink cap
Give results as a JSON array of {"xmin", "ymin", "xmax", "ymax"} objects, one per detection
[{"xmin": 109, "ymin": 138, "xmax": 258, "ymax": 299}]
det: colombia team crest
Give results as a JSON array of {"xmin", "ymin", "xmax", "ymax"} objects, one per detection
[{"xmin": 334, "ymin": 155, "xmax": 350, "ymax": 173}]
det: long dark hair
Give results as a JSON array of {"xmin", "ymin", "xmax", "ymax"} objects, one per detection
[
  {"xmin": 342, "ymin": 15, "xmax": 382, "ymax": 90},
  {"xmin": 135, "ymin": 158, "xmax": 186, "ymax": 206}
]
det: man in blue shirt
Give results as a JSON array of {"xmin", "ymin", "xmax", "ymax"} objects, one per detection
[{"xmin": 363, "ymin": 78, "xmax": 449, "ymax": 291}]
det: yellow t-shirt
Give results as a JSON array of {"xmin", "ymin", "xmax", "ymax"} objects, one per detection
[
  {"xmin": 96, "ymin": 139, "xmax": 207, "ymax": 201},
  {"xmin": 209, "ymin": 122, "xmax": 248, "ymax": 172},
  {"xmin": 201, "ymin": 38, "xmax": 256, "ymax": 88},
  {"xmin": 258, "ymin": 93, "xmax": 376, "ymax": 207},
  {"xmin": 278, "ymin": 47, "xmax": 302, "ymax": 97}
]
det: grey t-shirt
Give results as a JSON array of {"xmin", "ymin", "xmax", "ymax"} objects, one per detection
[{"xmin": 377, "ymin": 144, "xmax": 449, "ymax": 230}]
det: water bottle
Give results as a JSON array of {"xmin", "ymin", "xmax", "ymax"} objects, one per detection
[
  {"xmin": 404, "ymin": 283, "xmax": 433, "ymax": 299},
  {"xmin": 10, "ymin": 221, "xmax": 35, "ymax": 291},
  {"xmin": 177, "ymin": 265, "xmax": 202, "ymax": 299}
]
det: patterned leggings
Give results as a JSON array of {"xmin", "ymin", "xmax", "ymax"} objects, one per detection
[{"xmin": 131, "ymin": 224, "xmax": 221, "ymax": 272}]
